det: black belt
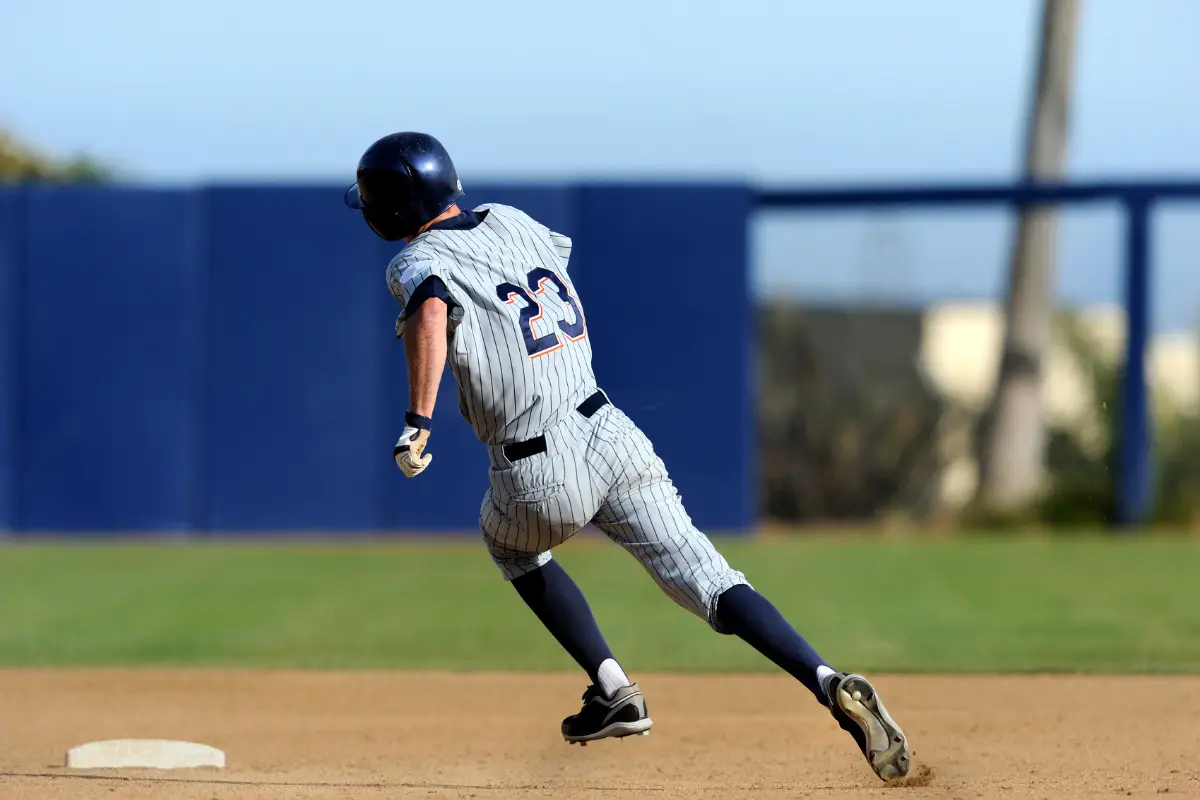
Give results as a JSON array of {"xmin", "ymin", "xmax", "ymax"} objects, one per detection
[{"xmin": 503, "ymin": 390, "xmax": 609, "ymax": 463}]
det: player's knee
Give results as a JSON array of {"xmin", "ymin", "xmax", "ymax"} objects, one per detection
[
  {"xmin": 485, "ymin": 539, "xmax": 553, "ymax": 582},
  {"xmin": 701, "ymin": 572, "xmax": 751, "ymax": 634},
  {"xmin": 654, "ymin": 567, "xmax": 750, "ymax": 634}
]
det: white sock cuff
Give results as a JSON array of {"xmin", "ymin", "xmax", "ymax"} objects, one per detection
[
  {"xmin": 596, "ymin": 658, "xmax": 631, "ymax": 698},
  {"xmin": 816, "ymin": 665, "xmax": 837, "ymax": 693}
]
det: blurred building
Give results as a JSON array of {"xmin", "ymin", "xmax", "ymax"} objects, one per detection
[
  {"xmin": 921, "ymin": 302, "xmax": 1200, "ymax": 509},
  {"xmin": 759, "ymin": 299, "xmax": 1199, "ymax": 521}
]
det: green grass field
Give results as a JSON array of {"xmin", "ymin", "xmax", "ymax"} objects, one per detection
[{"xmin": 1, "ymin": 533, "xmax": 1197, "ymax": 673}]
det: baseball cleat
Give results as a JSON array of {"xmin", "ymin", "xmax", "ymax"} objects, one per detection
[
  {"xmin": 823, "ymin": 673, "xmax": 911, "ymax": 781},
  {"xmin": 562, "ymin": 683, "xmax": 653, "ymax": 744}
]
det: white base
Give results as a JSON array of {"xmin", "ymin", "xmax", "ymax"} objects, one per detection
[{"xmin": 65, "ymin": 739, "xmax": 226, "ymax": 770}]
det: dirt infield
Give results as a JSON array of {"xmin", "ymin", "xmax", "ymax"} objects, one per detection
[{"xmin": 0, "ymin": 671, "xmax": 1196, "ymax": 799}]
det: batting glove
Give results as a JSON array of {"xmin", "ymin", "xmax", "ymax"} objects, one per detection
[{"xmin": 394, "ymin": 412, "xmax": 433, "ymax": 478}]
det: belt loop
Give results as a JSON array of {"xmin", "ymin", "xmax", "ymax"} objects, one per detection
[
  {"xmin": 488, "ymin": 442, "xmax": 510, "ymax": 470},
  {"xmin": 576, "ymin": 389, "xmax": 609, "ymax": 419}
]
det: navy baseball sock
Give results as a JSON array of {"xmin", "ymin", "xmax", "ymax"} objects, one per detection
[
  {"xmin": 511, "ymin": 560, "xmax": 623, "ymax": 690},
  {"xmin": 716, "ymin": 584, "xmax": 830, "ymax": 702}
]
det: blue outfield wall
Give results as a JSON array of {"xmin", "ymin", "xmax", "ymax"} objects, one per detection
[
  {"xmin": 0, "ymin": 192, "xmax": 21, "ymax": 531},
  {"xmin": 202, "ymin": 186, "xmax": 383, "ymax": 531},
  {"xmin": 19, "ymin": 188, "xmax": 202, "ymax": 532},
  {"xmin": 0, "ymin": 183, "xmax": 752, "ymax": 534}
]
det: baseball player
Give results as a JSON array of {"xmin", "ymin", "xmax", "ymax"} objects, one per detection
[{"xmin": 345, "ymin": 132, "xmax": 911, "ymax": 782}]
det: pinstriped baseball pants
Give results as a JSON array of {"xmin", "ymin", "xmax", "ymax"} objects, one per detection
[{"xmin": 480, "ymin": 402, "xmax": 749, "ymax": 631}]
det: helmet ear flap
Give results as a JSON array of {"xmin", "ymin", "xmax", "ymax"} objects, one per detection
[
  {"xmin": 362, "ymin": 204, "xmax": 416, "ymax": 241},
  {"xmin": 355, "ymin": 164, "xmax": 423, "ymax": 240}
]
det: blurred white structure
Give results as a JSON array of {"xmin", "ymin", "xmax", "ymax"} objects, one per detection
[{"xmin": 920, "ymin": 301, "xmax": 1200, "ymax": 509}]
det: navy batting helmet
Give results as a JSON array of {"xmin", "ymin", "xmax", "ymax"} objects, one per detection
[{"xmin": 344, "ymin": 132, "xmax": 464, "ymax": 241}]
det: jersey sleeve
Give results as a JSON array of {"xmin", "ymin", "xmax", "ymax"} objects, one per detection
[
  {"xmin": 548, "ymin": 230, "xmax": 572, "ymax": 267},
  {"xmin": 386, "ymin": 253, "xmax": 466, "ymax": 339},
  {"xmin": 406, "ymin": 275, "xmax": 452, "ymax": 315}
]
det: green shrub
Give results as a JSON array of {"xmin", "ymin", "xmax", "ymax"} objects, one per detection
[{"xmin": 1038, "ymin": 314, "xmax": 1200, "ymax": 527}]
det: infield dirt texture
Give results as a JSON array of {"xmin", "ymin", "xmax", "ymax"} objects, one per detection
[
  {"xmin": 1, "ymin": 536, "xmax": 1197, "ymax": 798},
  {"xmin": 2, "ymin": 670, "xmax": 1198, "ymax": 798}
]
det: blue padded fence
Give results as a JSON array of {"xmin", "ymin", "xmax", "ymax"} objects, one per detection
[
  {"xmin": 19, "ymin": 189, "xmax": 201, "ymax": 532},
  {"xmin": 2, "ymin": 178, "xmax": 1192, "ymax": 534},
  {"xmin": 0, "ymin": 183, "xmax": 751, "ymax": 534},
  {"xmin": 0, "ymin": 191, "xmax": 21, "ymax": 531}
]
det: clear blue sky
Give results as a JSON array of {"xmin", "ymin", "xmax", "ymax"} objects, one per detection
[{"xmin": 3, "ymin": 0, "xmax": 1199, "ymax": 329}]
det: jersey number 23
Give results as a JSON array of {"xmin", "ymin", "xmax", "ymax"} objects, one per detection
[{"xmin": 495, "ymin": 268, "xmax": 586, "ymax": 358}]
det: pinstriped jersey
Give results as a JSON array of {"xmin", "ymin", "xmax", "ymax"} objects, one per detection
[{"xmin": 386, "ymin": 203, "xmax": 597, "ymax": 445}]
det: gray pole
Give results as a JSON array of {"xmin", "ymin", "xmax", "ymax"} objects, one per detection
[{"xmin": 976, "ymin": 0, "xmax": 1081, "ymax": 512}]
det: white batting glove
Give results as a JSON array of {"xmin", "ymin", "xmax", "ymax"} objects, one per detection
[{"xmin": 394, "ymin": 412, "xmax": 433, "ymax": 478}]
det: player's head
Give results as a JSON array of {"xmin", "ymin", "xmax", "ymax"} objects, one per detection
[{"xmin": 344, "ymin": 132, "xmax": 464, "ymax": 241}]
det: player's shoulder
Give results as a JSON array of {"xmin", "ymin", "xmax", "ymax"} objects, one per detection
[
  {"xmin": 472, "ymin": 202, "xmax": 547, "ymax": 231},
  {"xmin": 471, "ymin": 202, "xmax": 519, "ymax": 217},
  {"xmin": 385, "ymin": 247, "xmax": 441, "ymax": 297},
  {"xmin": 386, "ymin": 247, "xmax": 429, "ymax": 277}
]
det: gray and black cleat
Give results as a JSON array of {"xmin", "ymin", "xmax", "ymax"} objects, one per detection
[
  {"xmin": 562, "ymin": 683, "xmax": 653, "ymax": 745},
  {"xmin": 823, "ymin": 673, "xmax": 911, "ymax": 781}
]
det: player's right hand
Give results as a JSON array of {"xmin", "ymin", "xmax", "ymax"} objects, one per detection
[{"xmin": 394, "ymin": 413, "xmax": 433, "ymax": 478}]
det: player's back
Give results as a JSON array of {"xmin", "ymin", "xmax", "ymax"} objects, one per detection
[{"xmin": 387, "ymin": 203, "xmax": 597, "ymax": 445}]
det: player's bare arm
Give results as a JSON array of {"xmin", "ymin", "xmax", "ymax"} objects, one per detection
[
  {"xmin": 392, "ymin": 293, "xmax": 447, "ymax": 478},
  {"xmin": 404, "ymin": 295, "xmax": 447, "ymax": 417}
]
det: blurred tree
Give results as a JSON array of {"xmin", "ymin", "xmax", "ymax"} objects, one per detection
[
  {"xmin": 975, "ymin": 0, "xmax": 1081, "ymax": 514},
  {"xmin": 0, "ymin": 130, "xmax": 113, "ymax": 183}
]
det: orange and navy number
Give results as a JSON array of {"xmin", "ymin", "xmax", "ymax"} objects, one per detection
[{"xmin": 496, "ymin": 269, "xmax": 587, "ymax": 358}]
